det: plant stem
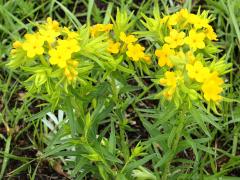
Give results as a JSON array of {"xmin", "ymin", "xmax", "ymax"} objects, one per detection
[
  {"xmin": 119, "ymin": 121, "xmax": 129, "ymax": 162},
  {"xmin": 65, "ymin": 96, "xmax": 77, "ymax": 137},
  {"xmin": 162, "ymin": 108, "xmax": 186, "ymax": 180}
]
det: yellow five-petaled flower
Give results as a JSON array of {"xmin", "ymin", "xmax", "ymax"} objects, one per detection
[
  {"xmin": 155, "ymin": 44, "xmax": 174, "ymax": 67},
  {"xmin": 49, "ymin": 48, "xmax": 71, "ymax": 68},
  {"xmin": 108, "ymin": 40, "xmax": 121, "ymax": 54},
  {"xmin": 201, "ymin": 72, "xmax": 223, "ymax": 102},
  {"xmin": 185, "ymin": 29, "xmax": 205, "ymax": 51},
  {"xmin": 22, "ymin": 33, "xmax": 44, "ymax": 58},
  {"xmin": 120, "ymin": 32, "xmax": 137, "ymax": 44},
  {"xmin": 186, "ymin": 61, "xmax": 210, "ymax": 83},
  {"xmin": 126, "ymin": 43, "xmax": 145, "ymax": 61},
  {"xmin": 164, "ymin": 29, "xmax": 185, "ymax": 48}
]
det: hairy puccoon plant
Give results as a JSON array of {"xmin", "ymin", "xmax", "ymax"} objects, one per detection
[
  {"xmin": 7, "ymin": 5, "xmax": 231, "ymax": 180},
  {"xmin": 140, "ymin": 5, "xmax": 232, "ymax": 179},
  {"xmin": 141, "ymin": 8, "xmax": 231, "ymax": 111}
]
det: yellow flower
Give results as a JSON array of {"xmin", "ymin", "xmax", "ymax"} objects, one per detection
[
  {"xmin": 160, "ymin": 71, "xmax": 177, "ymax": 88},
  {"xmin": 102, "ymin": 24, "xmax": 113, "ymax": 31},
  {"xmin": 164, "ymin": 29, "xmax": 185, "ymax": 48},
  {"xmin": 108, "ymin": 40, "xmax": 121, "ymax": 54},
  {"xmin": 10, "ymin": 41, "xmax": 22, "ymax": 55},
  {"xmin": 185, "ymin": 29, "xmax": 205, "ymax": 51},
  {"xmin": 155, "ymin": 44, "xmax": 174, "ymax": 67},
  {"xmin": 201, "ymin": 72, "xmax": 223, "ymax": 102},
  {"xmin": 37, "ymin": 17, "xmax": 61, "ymax": 44},
  {"xmin": 22, "ymin": 33, "xmax": 44, "ymax": 58},
  {"xmin": 163, "ymin": 9, "xmax": 189, "ymax": 28},
  {"xmin": 126, "ymin": 43, "xmax": 145, "ymax": 61},
  {"xmin": 90, "ymin": 24, "xmax": 113, "ymax": 37},
  {"xmin": 120, "ymin": 32, "xmax": 137, "ymax": 44},
  {"xmin": 39, "ymin": 28, "xmax": 60, "ymax": 44},
  {"xmin": 171, "ymin": 9, "xmax": 190, "ymax": 26},
  {"xmin": 159, "ymin": 71, "xmax": 182, "ymax": 100},
  {"xmin": 162, "ymin": 87, "xmax": 176, "ymax": 100},
  {"xmin": 57, "ymin": 39, "xmax": 80, "ymax": 54},
  {"xmin": 49, "ymin": 38, "xmax": 80, "ymax": 68},
  {"xmin": 168, "ymin": 14, "xmax": 178, "ymax": 26},
  {"xmin": 178, "ymin": 9, "xmax": 190, "ymax": 20},
  {"xmin": 143, "ymin": 55, "xmax": 151, "ymax": 64},
  {"xmin": 64, "ymin": 60, "xmax": 79, "ymax": 81},
  {"xmin": 160, "ymin": 15, "xmax": 170, "ymax": 24},
  {"xmin": 177, "ymin": 9, "xmax": 191, "ymax": 28},
  {"xmin": 188, "ymin": 14, "xmax": 209, "ymax": 29},
  {"xmin": 186, "ymin": 61, "xmax": 210, "ymax": 82},
  {"xmin": 49, "ymin": 48, "xmax": 71, "ymax": 68},
  {"xmin": 63, "ymin": 27, "xmax": 80, "ymax": 39},
  {"xmin": 205, "ymin": 25, "xmax": 217, "ymax": 41},
  {"xmin": 13, "ymin": 41, "xmax": 22, "ymax": 48},
  {"xmin": 45, "ymin": 17, "xmax": 60, "ymax": 31}
]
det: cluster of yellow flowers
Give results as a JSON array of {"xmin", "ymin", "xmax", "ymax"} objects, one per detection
[
  {"xmin": 120, "ymin": 32, "xmax": 150, "ymax": 63},
  {"xmin": 111, "ymin": 32, "xmax": 151, "ymax": 64},
  {"xmin": 8, "ymin": 9, "xmax": 229, "ymax": 108},
  {"xmin": 90, "ymin": 23, "xmax": 113, "ymax": 37},
  {"xmin": 10, "ymin": 17, "xmax": 80, "ymax": 82},
  {"xmin": 89, "ymin": 23, "xmax": 151, "ymax": 64},
  {"xmin": 155, "ymin": 9, "xmax": 225, "ymax": 104}
]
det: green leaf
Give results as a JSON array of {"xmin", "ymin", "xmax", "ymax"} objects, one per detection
[
  {"xmin": 123, "ymin": 154, "xmax": 156, "ymax": 174},
  {"xmin": 55, "ymin": 1, "xmax": 81, "ymax": 28},
  {"xmin": 0, "ymin": 135, "xmax": 12, "ymax": 179},
  {"xmin": 108, "ymin": 121, "xmax": 116, "ymax": 155}
]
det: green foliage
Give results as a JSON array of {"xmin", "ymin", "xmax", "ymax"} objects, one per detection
[{"xmin": 0, "ymin": 0, "xmax": 240, "ymax": 179}]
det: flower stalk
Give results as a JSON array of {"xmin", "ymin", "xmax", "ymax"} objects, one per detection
[{"xmin": 162, "ymin": 107, "xmax": 186, "ymax": 180}]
